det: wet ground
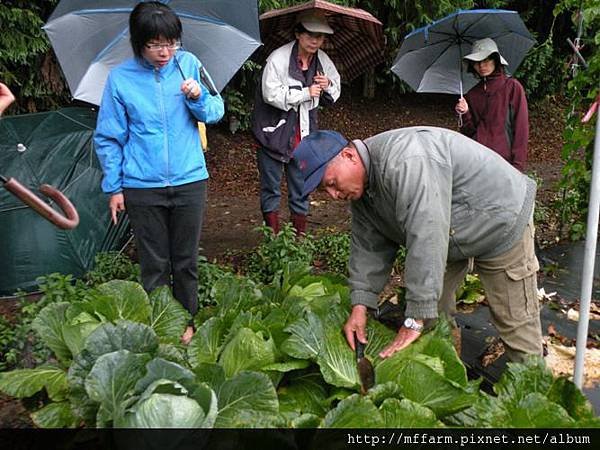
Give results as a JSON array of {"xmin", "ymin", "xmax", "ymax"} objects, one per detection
[
  {"xmin": 541, "ymin": 240, "xmax": 600, "ymax": 300},
  {"xmin": 458, "ymin": 241, "xmax": 600, "ymax": 414}
]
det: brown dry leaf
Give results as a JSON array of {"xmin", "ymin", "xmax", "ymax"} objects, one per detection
[
  {"xmin": 547, "ymin": 323, "xmax": 557, "ymax": 336},
  {"xmin": 545, "ymin": 342, "xmax": 600, "ymax": 388},
  {"xmin": 457, "ymin": 303, "xmax": 479, "ymax": 314},
  {"xmin": 480, "ymin": 337, "xmax": 505, "ymax": 367}
]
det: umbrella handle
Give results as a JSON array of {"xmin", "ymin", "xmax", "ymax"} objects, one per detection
[
  {"xmin": 2, "ymin": 177, "xmax": 79, "ymax": 230},
  {"xmin": 199, "ymin": 65, "xmax": 218, "ymax": 96}
]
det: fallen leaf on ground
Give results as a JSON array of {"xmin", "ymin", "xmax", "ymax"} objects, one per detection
[
  {"xmin": 480, "ymin": 337, "xmax": 505, "ymax": 367},
  {"xmin": 545, "ymin": 341, "xmax": 600, "ymax": 388},
  {"xmin": 567, "ymin": 308, "xmax": 580, "ymax": 321},
  {"xmin": 566, "ymin": 307, "xmax": 600, "ymax": 321},
  {"xmin": 538, "ymin": 287, "xmax": 557, "ymax": 301}
]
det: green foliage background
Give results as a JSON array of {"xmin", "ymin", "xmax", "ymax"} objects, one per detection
[
  {"xmin": 0, "ymin": 0, "xmax": 70, "ymax": 112},
  {"xmin": 0, "ymin": 0, "xmax": 583, "ymax": 112},
  {"xmin": 553, "ymin": 0, "xmax": 600, "ymax": 239}
]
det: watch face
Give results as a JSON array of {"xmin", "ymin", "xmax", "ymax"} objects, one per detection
[{"xmin": 404, "ymin": 317, "xmax": 422, "ymax": 331}]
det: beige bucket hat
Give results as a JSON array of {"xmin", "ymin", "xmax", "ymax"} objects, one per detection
[
  {"xmin": 463, "ymin": 38, "xmax": 508, "ymax": 66},
  {"xmin": 297, "ymin": 11, "xmax": 334, "ymax": 35}
]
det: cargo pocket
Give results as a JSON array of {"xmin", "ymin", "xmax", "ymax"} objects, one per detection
[{"xmin": 505, "ymin": 258, "xmax": 539, "ymax": 320}]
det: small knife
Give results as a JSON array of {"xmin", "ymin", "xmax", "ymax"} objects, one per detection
[{"xmin": 354, "ymin": 332, "xmax": 375, "ymax": 394}]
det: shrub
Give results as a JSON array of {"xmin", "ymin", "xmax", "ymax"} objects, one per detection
[
  {"xmin": 197, "ymin": 256, "xmax": 233, "ymax": 307},
  {"xmin": 244, "ymin": 223, "xmax": 314, "ymax": 283},
  {"xmin": 85, "ymin": 251, "xmax": 140, "ymax": 286},
  {"xmin": 311, "ymin": 229, "xmax": 351, "ymax": 275}
]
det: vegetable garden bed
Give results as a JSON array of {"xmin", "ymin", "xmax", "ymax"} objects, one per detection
[{"xmin": 0, "ymin": 252, "xmax": 598, "ymax": 429}]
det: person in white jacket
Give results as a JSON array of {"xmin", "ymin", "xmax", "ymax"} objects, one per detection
[{"xmin": 251, "ymin": 11, "xmax": 340, "ymax": 235}]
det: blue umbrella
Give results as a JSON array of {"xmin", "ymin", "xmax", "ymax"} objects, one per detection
[
  {"xmin": 391, "ymin": 9, "xmax": 535, "ymax": 95},
  {"xmin": 43, "ymin": 0, "xmax": 261, "ymax": 105}
]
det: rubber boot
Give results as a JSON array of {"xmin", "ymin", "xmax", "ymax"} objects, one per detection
[
  {"xmin": 291, "ymin": 213, "xmax": 307, "ymax": 236},
  {"xmin": 263, "ymin": 211, "xmax": 280, "ymax": 234}
]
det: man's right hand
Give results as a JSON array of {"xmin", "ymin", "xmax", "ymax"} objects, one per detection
[
  {"xmin": 343, "ymin": 304, "xmax": 368, "ymax": 351},
  {"xmin": 109, "ymin": 193, "xmax": 125, "ymax": 225}
]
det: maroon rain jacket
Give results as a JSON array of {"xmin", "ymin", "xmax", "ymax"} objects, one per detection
[{"xmin": 460, "ymin": 71, "xmax": 529, "ymax": 172}]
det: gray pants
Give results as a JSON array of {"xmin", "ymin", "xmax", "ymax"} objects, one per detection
[
  {"xmin": 123, "ymin": 180, "xmax": 206, "ymax": 317},
  {"xmin": 439, "ymin": 220, "xmax": 543, "ymax": 362},
  {"xmin": 257, "ymin": 149, "xmax": 308, "ymax": 215}
]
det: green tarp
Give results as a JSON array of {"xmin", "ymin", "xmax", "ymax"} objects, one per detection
[{"xmin": 0, "ymin": 107, "xmax": 129, "ymax": 296}]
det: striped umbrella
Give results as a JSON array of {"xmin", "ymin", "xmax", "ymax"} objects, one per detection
[{"xmin": 258, "ymin": 0, "xmax": 384, "ymax": 82}]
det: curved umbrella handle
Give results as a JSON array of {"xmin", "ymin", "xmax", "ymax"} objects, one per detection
[{"xmin": 2, "ymin": 177, "xmax": 80, "ymax": 230}]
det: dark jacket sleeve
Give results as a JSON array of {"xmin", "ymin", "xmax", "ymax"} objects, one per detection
[{"xmin": 509, "ymin": 79, "xmax": 529, "ymax": 172}]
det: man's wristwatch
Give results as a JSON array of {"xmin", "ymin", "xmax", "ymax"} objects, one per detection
[{"xmin": 403, "ymin": 317, "xmax": 424, "ymax": 333}]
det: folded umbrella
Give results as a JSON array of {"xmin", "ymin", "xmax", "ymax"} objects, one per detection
[
  {"xmin": 391, "ymin": 9, "xmax": 536, "ymax": 95},
  {"xmin": 1, "ymin": 176, "xmax": 79, "ymax": 230},
  {"xmin": 43, "ymin": 0, "xmax": 261, "ymax": 105},
  {"xmin": 259, "ymin": 0, "xmax": 384, "ymax": 82}
]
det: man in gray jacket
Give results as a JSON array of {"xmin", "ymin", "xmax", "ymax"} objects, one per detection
[{"xmin": 295, "ymin": 127, "xmax": 543, "ymax": 362}]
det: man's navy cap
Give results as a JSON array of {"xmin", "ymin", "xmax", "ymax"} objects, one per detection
[{"xmin": 294, "ymin": 130, "xmax": 348, "ymax": 196}]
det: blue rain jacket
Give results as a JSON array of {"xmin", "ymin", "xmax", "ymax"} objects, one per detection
[{"xmin": 94, "ymin": 51, "xmax": 224, "ymax": 194}]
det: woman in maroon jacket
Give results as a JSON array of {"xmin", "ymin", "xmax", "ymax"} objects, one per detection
[{"xmin": 455, "ymin": 38, "xmax": 529, "ymax": 172}]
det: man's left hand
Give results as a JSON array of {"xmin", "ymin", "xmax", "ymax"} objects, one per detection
[{"xmin": 378, "ymin": 324, "xmax": 423, "ymax": 358}]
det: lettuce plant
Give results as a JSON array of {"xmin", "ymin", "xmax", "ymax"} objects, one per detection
[{"xmin": 1, "ymin": 270, "xmax": 598, "ymax": 429}]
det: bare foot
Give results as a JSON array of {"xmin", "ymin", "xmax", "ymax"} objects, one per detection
[{"xmin": 181, "ymin": 325, "xmax": 195, "ymax": 345}]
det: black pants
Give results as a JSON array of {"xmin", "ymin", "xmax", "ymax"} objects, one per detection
[{"xmin": 123, "ymin": 180, "xmax": 207, "ymax": 317}]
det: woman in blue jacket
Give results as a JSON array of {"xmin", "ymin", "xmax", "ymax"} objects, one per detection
[{"xmin": 94, "ymin": 1, "xmax": 224, "ymax": 344}]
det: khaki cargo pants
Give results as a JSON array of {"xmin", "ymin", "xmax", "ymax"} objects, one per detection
[{"xmin": 438, "ymin": 220, "xmax": 543, "ymax": 362}]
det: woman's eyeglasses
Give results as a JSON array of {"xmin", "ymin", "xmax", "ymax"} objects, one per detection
[{"xmin": 145, "ymin": 41, "xmax": 181, "ymax": 52}]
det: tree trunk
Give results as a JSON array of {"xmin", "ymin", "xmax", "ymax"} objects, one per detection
[{"xmin": 362, "ymin": 68, "xmax": 376, "ymax": 99}]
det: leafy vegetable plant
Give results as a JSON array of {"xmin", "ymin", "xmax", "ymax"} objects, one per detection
[{"xmin": 1, "ymin": 265, "xmax": 598, "ymax": 429}]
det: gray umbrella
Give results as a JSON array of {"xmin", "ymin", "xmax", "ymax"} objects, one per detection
[
  {"xmin": 391, "ymin": 9, "xmax": 535, "ymax": 95},
  {"xmin": 43, "ymin": 0, "xmax": 261, "ymax": 105}
]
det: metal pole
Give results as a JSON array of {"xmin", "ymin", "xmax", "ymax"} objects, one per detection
[{"xmin": 574, "ymin": 101, "xmax": 600, "ymax": 388}]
